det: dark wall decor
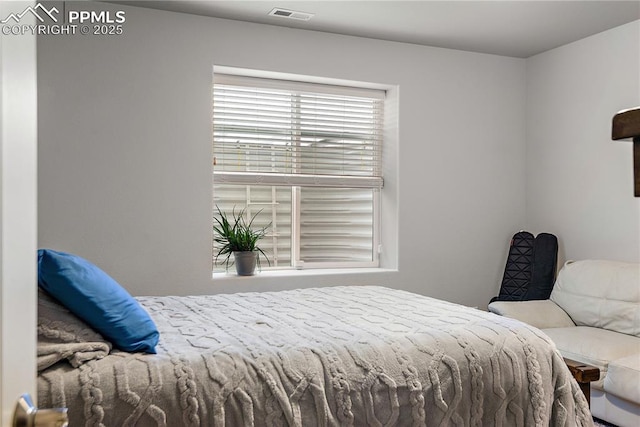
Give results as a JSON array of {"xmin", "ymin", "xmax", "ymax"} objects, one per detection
[{"xmin": 612, "ymin": 107, "xmax": 640, "ymax": 197}]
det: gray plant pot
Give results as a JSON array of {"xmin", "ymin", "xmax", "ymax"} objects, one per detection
[{"xmin": 233, "ymin": 251, "xmax": 257, "ymax": 276}]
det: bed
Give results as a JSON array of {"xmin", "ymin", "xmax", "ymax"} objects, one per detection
[{"xmin": 37, "ymin": 284, "xmax": 593, "ymax": 426}]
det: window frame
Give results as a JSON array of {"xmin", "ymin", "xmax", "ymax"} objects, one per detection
[{"xmin": 212, "ymin": 72, "xmax": 386, "ymax": 272}]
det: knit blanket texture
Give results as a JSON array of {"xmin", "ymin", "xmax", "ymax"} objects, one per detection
[
  {"xmin": 37, "ymin": 290, "xmax": 111, "ymax": 371},
  {"xmin": 38, "ymin": 285, "xmax": 593, "ymax": 426}
]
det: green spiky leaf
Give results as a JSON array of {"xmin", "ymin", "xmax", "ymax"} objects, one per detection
[{"xmin": 213, "ymin": 205, "xmax": 271, "ymax": 271}]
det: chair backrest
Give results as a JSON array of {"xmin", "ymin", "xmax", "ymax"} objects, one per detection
[
  {"xmin": 492, "ymin": 231, "xmax": 558, "ymax": 303},
  {"xmin": 550, "ymin": 260, "xmax": 640, "ymax": 337},
  {"xmin": 525, "ymin": 233, "xmax": 558, "ymax": 300},
  {"xmin": 494, "ymin": 231, "xmax": 534, "ymax": 302}
]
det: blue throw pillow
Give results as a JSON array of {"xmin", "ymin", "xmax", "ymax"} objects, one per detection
[{"xmin": 37, "ymin": 249, "xmax": 159, "ymax": 353}]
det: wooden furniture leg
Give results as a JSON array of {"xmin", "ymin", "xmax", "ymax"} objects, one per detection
[{"xmin": 564, "ymin": 358, "xmax": 600, "ymax": 406}]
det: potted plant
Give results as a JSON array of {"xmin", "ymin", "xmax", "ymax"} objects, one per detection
[{"xmin": 213, "ymin": 206, "xmax": 270, "ymax": 275}]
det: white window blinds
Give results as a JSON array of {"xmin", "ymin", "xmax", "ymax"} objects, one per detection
[
  {"xmin": 213, "ymin": 74, "xmax": 384, "ymax": 189},
  {"xmin": 213, "ymin": 74, "xmax": 385, "ymax": 270}
]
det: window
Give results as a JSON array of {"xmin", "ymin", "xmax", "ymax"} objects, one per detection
[{"xmin": 213, "ymin": 73, "xmax": 385, "ymax": 271}]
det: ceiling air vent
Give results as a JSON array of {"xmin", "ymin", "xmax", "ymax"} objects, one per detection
[{"xmin": 268, "ymin": 8, "xmax": 314, "ymax": 21}]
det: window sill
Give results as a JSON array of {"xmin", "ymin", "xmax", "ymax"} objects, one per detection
[{"xmin": 212, "ymin": 267, "xmax": 397, "ymax": 280}]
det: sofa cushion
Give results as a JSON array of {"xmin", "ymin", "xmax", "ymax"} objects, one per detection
[
  {"xmin": 488, "ymin": 300, "xmax": 576, "ymax": 329},
  {"xmin": 550, "ymin": 260, "xmax": 640, "ymax": 337},
  {"xmin": 604, "ymin": 354, "xmax": 640, "ymax": 405},
  {"xmin": 542, "ymin": 326, "xmax": 640, "ymax": 389}
]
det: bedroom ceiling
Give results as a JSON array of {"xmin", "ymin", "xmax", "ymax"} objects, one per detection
[{"xmin": 107, "ymin": 0, "xmax": 640, "ymax": 57}]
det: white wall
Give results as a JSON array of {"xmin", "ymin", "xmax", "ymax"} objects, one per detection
[
  {"xmin": 37, "ymin": 2, "xmax": 526, "ymax": 307},
  {"xmin": 526, "ymin": 21, "xmax": 640, "ymax": 264}
]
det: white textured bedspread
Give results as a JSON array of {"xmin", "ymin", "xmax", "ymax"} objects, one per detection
[{"xmin": 38, "ymin": 286, "xmax": 592, "ymax": 426}]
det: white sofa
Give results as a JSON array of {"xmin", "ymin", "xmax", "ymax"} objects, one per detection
[{"xmin": 488, "ymin": 259, "xmax": 640, "ymax": 427}]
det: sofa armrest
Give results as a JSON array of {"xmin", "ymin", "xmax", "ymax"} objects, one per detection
[{"xmin": 488, "ymin": 300, "xmax": 576, "ymax": 329}]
